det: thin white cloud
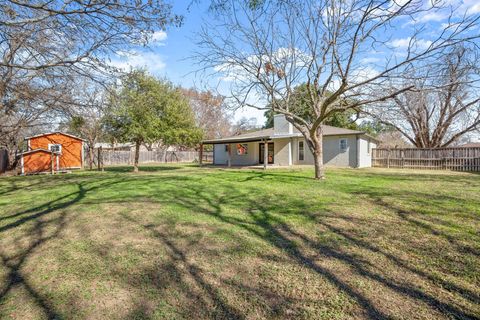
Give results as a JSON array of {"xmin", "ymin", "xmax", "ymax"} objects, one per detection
[
  {"xmin": 462, "ymin": 0, "xmax": 480, "ymax": 15},
  {"xmin": 151, "ymin": 30, "xmax": 168, "ymax": 46},
  {"xmin": 409, "ymin": 0, "xmax": 480, "ymax": 24},
  {"xmin": 214, "ymin": 47, "xmax": 311, "ymax": 83},
  {"xmin": 351, "ymin": 66, "xmax": 380, "ymax": 85},
  {"xmin": 388, "ymin": 37, "xmax": 432, "ymax": 50},
  {"xmin": 361, "ymin": 57, "xmax": 381, "ymax": 64},
  {"xmin": 110, "ymin": 50, "xmax": 166, "ymax": 74},
  {"xmin": 413, "ymin": 10, "xmax": 447, "ymax": 23}
]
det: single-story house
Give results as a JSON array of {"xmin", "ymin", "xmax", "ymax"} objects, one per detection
[
  {"xmin": 203, "ymin": 115, "xmax": 379, "ymax": 168},
  {"xmin": 20, "ymin": 132, "xmax": 85, "ymax": 174}
]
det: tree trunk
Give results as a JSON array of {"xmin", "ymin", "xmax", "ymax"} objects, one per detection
[
  {"xmin": 89, "ymin": 146, "xmax": 94, "ymax": 170},
  {"xmin": 6, "ymin": 148, "xmax": 18, "ymax": 171},
  {"xmin": 133, "ymin": 141, "xmax": 140, "ymax": 172},
  {"xmin": 311, "ymin": 130, "xmax": 325, "ymax": 180}
]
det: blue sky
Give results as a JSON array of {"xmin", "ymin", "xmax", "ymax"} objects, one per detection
[
  {"xmin": 110, "ymin": 0, "xmax": 268, "ymax": 124},
  {"xmin": 109, "ymin": 0, "xmax": 480, "ymax": 127}
]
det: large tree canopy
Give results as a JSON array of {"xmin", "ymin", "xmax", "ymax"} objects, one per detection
[{"xmin": 105, "ymin": 70, "xmax": 202, "ymax": 172}]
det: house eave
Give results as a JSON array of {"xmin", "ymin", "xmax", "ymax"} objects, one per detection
[
  {"xmin": 203, "ymin": 130, "xmax": 382, "ymax": 144},
  {"xmin": 203, "ymin": 136, "xmax": 272, "ymax": 144}
]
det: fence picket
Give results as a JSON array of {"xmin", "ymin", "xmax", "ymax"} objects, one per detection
[
  {"xmin": 372, "ymin": 147, "xmax": 480, "ymax": 172},
  {"xmin": 84, "ymin": 149, "xmax": 213, "ymax": 167}
]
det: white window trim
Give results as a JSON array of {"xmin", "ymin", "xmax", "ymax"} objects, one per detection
[
  {"xmin": 48, "ymin": 143, "xmax": 62, "ymax": 154},
  {"xmin": 339, "ymin": 138, "xmax": 348, "ymax": 151},
  {"xmin": 298, "ymin": 140, "xmax": 305, "ymax": 161},
  {"xmin": 367, "ymin": 140, "xmax": 371, "ymax": 155}
]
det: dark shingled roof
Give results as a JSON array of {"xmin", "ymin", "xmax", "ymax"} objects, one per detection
[
  {"xmin": 203, "ymin": 128, "xmax": 274, "ymax": 144},
  {"xmin": 203, "ymin": 125, "xmax": 374, "ymax": 144}
]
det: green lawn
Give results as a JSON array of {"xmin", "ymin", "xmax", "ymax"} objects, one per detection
[{"xmin": 0, "ymin": 165, "xmax": 479, "ymax": 319}]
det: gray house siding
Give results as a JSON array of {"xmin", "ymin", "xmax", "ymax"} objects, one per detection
[
  {"xmin": 273, "ymin": 138, "xmax": 292, "ymax": 166},
  {"xmin": 213, "ymin": 144, "xmax": 228, "ymax": 165},
  {"xmin": 357, "ymin": 138, "xmax": 377, "ymax": 168},
  {"xmin": 292, "ymin": 136, "xmax": 358, "ymax": 167},
  {"xmin": 213, "ymin": 142, "xmax": 259, "ymax": 166}
]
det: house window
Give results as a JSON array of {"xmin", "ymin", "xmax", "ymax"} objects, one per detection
[
  {"xmin": 48, "ymin": 144, "xmax": 62, "ymax": 154},
  {"xmin": 225, "ymin": 145, "xmax": 229, "ymax": 152},
  {"xmin": 298, "ymin": 140, "xmax": 304, "ymax": 161},
  {"xmin": 367, "ymin": 141, "xmax": 371, "ymax": 154},
  {"xmin": 339, "ymin": 139, "xmax": 347, "ymax": 151}
]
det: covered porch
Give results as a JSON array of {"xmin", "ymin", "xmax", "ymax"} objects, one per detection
[
  {"xmin": 200, "ymin": 138, "xmax": 274, "ymax": 169},
  {"xmin": 200, "ymin": 128, "xmax": 278, "ymax": 169}
]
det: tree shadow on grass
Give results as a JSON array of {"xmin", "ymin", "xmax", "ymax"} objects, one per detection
[
  {"xmin": 117, "ymin": 212, "xmax": 246, "ymax": 320},
  {"xmin": 151, "ymin": 184, "xmax": 390, "ymax": 319},
  {"xmin": 157, "ymin": 180, "xmax": 479, "ymax": 319},
  {"xmin": 0, "ymin": 177, "xmax": 129, "ymax": 319},
  {"xmin": 103, "ymin": 165, "xmax": 185, "ymax": 173},
  {"xmin": 1, "ymin": 169, "xmax": 478, "ymax": 319}
]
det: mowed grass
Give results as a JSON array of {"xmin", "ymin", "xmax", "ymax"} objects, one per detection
[{"xmin": 0, "ymin": 165, "xmax": 479, "ymax": 319}]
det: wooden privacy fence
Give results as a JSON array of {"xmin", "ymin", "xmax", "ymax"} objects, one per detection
[
  {"xmin": 85, "ymin": 149, "xmax": 213, "ymax": 167},
  {"xmin": 372, "ymin": 147, "xmax": 480, "ymax": 171}
]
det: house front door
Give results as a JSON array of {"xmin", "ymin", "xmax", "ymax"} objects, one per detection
[{"xmin": 259, "ymin": 143, "xmax": 274, "ymax": 164}]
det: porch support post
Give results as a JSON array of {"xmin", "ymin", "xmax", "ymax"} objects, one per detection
[
  {"xmin": 263, "ymin": 139, "xmax": 268, "ymax": 170},
  {"xmin": 288, "ymin": 139, "xmax": 292, "ymax": 166},
  {"xmin": 50, "ymin": 151, "xmax": 54, "ymax": 175},
  {"xmin": 227, "ymin": 144, "xmax": 232, "ymax": 167},
  {"xmin": 199, "ymin": 143, "xmax": 203, "ymax": 166}
]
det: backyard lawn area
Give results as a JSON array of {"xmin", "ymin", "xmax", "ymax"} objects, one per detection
[{"xmin": 0, "ymin": 165, "xmax": 479, "ymax": 319}]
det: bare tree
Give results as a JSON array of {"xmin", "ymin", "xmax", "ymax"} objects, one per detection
[
  {"xmin": 1, "ymin": 0, "xmax": 180, "ymax": 169},
  {"xmin": 182, "ymin": 88, "xmax": 232, "ymax": 139},
  {"xmin": 377, "ymin": 131, "xmax": 411, "ymax": 148},
  {"xmin": 0, "ymin": 59, "xmax": 73, "ymax": 168},
  {"xmin": 63, "ymin": 83, "xmax": 110, "ymax": 170},
  {"xmin": 194, "ymin": 0, "xmax": 480, "ymax": 179},
  {"xmin": 232, "ymin": 117, "xmax": 259, "ymax": 135},
  {"xmin": 368, "ymin": 47, "xmax": 480, "ymax": 148},
  {"xmin": 1, "ymin": 0, "xmax": 181, "ymax": 71}
]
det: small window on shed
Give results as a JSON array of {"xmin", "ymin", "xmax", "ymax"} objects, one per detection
[
  {"xmin": 224, "ymin": 145, "xmax": 229, "ymax": 152},
  {"xmin": 367, "ymin": 140, "xmax": 371, "ymax": 154},
  {"xmin": 48, "ymin": 144, "xmax": 62, "ymax": 154},
  {"xmin": 298, "ymin": 140, "xmax": 304, "ymax": 161},
  {"xmin": 339, "ymin": 139, "xmax": 347, "ymax": 151}
]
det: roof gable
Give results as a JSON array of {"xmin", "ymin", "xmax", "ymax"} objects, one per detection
[{"xmin": 25, "ymin": 132, "xmax": 85, "ymax": 141}]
